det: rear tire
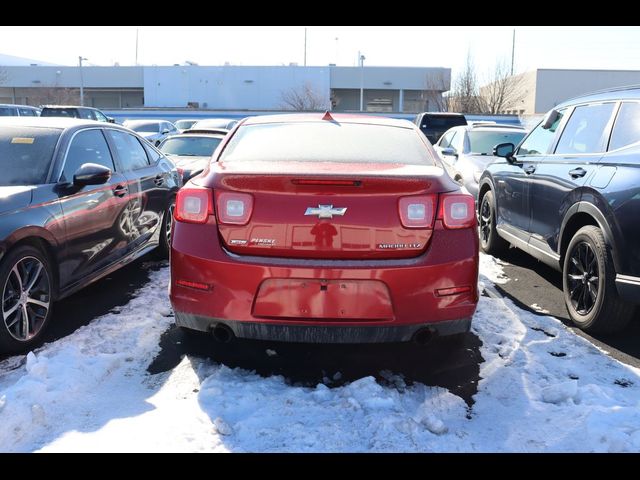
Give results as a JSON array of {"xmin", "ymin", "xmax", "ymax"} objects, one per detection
[
  {"xmin": 562, "ymin": 225, "xmax": 633, "ymax": 333},
  {"xmin": 0, "ymin": 245, "xmax": 54, "ymax": 353},
  {"xmin": 479, "ymin": 190, "xmax": 508, "ymax": 255}
]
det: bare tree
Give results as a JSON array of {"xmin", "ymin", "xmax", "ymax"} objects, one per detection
[
  {"xmin": 448, "ymin": 52, "xmax": 484, "ymax": 114},
  {"xmin": 29, "ymin": 87, "xmax": 80, "ymax": 107},
  {"xmin": 479, "ymin": 60, "xmax": 527, "ymax": 114},
  {"xmin": 0, "ymin": 68, "xmax": 7, "ymax": 85},
  {"xmin": 420, "ymin": 71, "xmax": 450, "ymax": 112},
  {"xmin": 280, "ymin": 82, "xmax": 329, "ymax": 111}
]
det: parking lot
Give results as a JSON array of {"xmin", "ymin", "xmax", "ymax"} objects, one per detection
[{"xmin": 6, "ymin": 28, "xmax": 640, "ymax": 452}]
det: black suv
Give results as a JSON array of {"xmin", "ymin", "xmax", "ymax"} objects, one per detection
[
  {"xmin": 414, "ymin": 112, "xmax": 467, "ymax": 144},
  {"xmin": 41, "ymin": 105, "xmax": 114, "ymax": 123},
  {"xmin": 478, "ymin": 85, "xmax": 640, "ymax": 333}
]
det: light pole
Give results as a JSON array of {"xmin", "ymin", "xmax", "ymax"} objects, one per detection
[
  {"xmin": 359, "ymin": 53, "xmax": 366, "ymax": 112},
  {"xmin": 79, "ymin": 56, "xmax": 88, "ymax": 106}
]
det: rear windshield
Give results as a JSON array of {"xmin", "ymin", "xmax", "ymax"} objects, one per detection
[
  {"xmin": 423, "ymin": 116, "xmax": 466, "ymax": 128},
  {"xmin": 194, "ymin": 119, "xmax": 233, "ymax": 129},
  {"xmin": 0, "ymin": 126, "xmax": 61, "ymax": 186},
  {"xmin": 468, "ymin": 130, "xmax": 527, "ymax": 155},
  {"xmin": 127, "ymin": 121, "xmax": 160, "ymax": 133},
  {"xmin": 41, "ymin": 108, "xmax": 77, "ymax": 118},
  {"xmin": 175, "ymin": 120, "xmax": 197, "ymax": 130},
  {"xmin": 220, "ymin": 122, "xmax": 435, "ymax": 165},
  {"xmin": 160, "ymin": 136, "xmax": 222, "ymax": 156}
]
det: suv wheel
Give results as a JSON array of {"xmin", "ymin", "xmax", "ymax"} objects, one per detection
[
  {"xmin": 479, "ymin": 190, "xmax": 508, "ymax": 255},
  {"xmin": 0, "ymin": 246, "xmax": 54, "ymax": 353},
  {"xmin": 562, "ymin": 225, "xmax": 633, "ymax": 333}
]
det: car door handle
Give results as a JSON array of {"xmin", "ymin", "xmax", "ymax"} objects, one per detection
[
  {"xmin": 113, "ymin": 184, "xmax": 128, "ymax": 197},
  {"xmin": 569, "ymin": 167, "xmax": 587, "ymax": 178},
  {"xmin": 524, "ymin": 165, "xmax": 536, "ymax": 175},
  {"xmin": 154, "ymin": 174, "xmax": 164, "ymax": 186}
]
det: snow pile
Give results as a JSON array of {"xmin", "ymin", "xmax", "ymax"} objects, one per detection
[
  {"xmin": 196, "ymin": 366, "xmax": 465, "ymax": 452},
  {"xmin": 1, "ymin": 256, "xmax": 640, "ymax": 452},
  {"xmin": 0, "ymin": 264, "xmax": 173, "ymax": 452}
]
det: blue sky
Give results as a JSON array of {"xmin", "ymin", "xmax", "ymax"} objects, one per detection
[{"xmin": 1, "ymin": 26, "xmax": 639, "ymax": 81}]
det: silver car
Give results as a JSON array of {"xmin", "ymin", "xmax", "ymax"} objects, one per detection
[
  {"xmin": 123, "ymin": 119, "xmax": 178, "ymax": 146},
  {"xmin": 434, "ymin": 124, "xmax": 527, "ymax": 198}
]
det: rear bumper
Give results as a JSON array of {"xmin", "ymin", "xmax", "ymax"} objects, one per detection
[
  {"xmin": 170, "ymin": 218, "xmax": 479, "ymax": 343},
  {"xmin": 175, "ymin": 311, "xmax": 471, "ymax": 343}
]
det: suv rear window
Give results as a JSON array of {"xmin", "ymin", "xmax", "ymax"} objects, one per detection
[
  {"xmin": 41, "ymin": 108, "xmax": 78, "ymax": 118},
  {"xmin": 220, "ymin": 122, "xmax": 435, "ymax": 165},
  {"xmin": 0, "ymin": 126, "xmax": 61, "ymax": 186}
]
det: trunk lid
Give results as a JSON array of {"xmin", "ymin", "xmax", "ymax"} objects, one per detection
[{"xmin": 201, "ymin": 161, "xmax": 458, "ymax": 259}]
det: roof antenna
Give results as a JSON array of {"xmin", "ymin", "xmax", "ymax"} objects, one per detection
[{"xmin": 322, "ymin": 111, "xmax": 335, "ymax": 121}]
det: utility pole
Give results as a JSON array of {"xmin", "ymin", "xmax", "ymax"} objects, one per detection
[
  {"xmin": 359, "ymin": 52, "xmax": 366, "ymax": 111},
  {"xmin": 511, "ymin": 29, "xmax": 516, "ymax": 76},
  {"xmin": 304, "ymin": 27, "xmax": 307, "ymax": 66},
  {"xmin": 79, "ymin": 56, "xmax": 87, "ymax": 106},
  {"xmin": 135, "ymin": 28, "xmax": 139, "ymax": 66}
]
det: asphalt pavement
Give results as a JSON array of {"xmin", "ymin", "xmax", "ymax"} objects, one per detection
[{"xmin": 491, "ymin": 247, "xmax": 640, "ymax": 369}]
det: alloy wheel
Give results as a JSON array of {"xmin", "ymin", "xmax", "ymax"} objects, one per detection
[
  {"xmin": 566, "ymin": 241, "xmax": 600, "ymax": 315},
  {"xmin": 1, "ymin": 256, "xmax": 51, "ymax": 341},
  {"xmin": 479, "ymin": 195, "xmax": 492, "ymax": 244},
  {"xmin": 166, "ymin": 202, "xmax": 175, "ymax": 245}
]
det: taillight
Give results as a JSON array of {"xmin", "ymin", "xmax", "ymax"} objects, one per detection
[
  {"xmin": 175, "ymin": 186, "xmax": 212, "ymax": 224},
  {"xmin": 438, "ymin": 193, "xmax": 476, "ymax": 229},
  {"xmin": 398, "ymin": 195, "xmax": 437, "ymax": 228},
  {"xmin": 215, "ymin": 191, "xmax": 253, "ymax": 225}
]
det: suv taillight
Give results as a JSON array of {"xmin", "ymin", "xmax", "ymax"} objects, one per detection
[
  {"xmin": 438, "ymin": 193, "xmax": 476, "ymax": 229},
  {"xmin": 215, "ymin": 191, "xmax": 254, "ymax": 225},
  {"xmin": 398, "ymin": 195, "xmax": 437, "ymax": 228},
  {"xmin": 175, "ymin": 186, "xmax": 212, "ymax": 224}
]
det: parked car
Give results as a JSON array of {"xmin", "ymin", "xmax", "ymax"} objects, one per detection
[
  {"xmin": 434, "ymin": 124, "xmax": 527, "ymax": 198},
  {"xmin": 189, "ymin": 118, "xmax": 239, "ymax": 131},
  {"xmin": 159, "ymin": 132, "xmax": 225, "ymax": 182},
  {"xmin": 40, "ymin": 105, "xmax": 114, "ymax": 123},
  {"xmin": 174, "ymin": 119, "xmax": 199, "ymax": 133},
  {"xmin": 0, "ymin": 104, "xmax": 41, "ymax": 117},
  {"xmin": 170, "ymin": 113, "xmax": 478, "ymax": 345},
  {"xmin": 478, "ymin": 85, "xmax": 640, "ymax": 333},
  {"xmin": 123, "ymin": 119, "xmax": 178, "ymax": 146},
  {"xmin": 414, "ymin": 112, "xmax": 467, "ymax": 144},
  {"xmin": 0, "ymin": 117, "xmax": 180, "ymax": 353}
]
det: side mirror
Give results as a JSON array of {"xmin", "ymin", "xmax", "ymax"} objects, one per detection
[
  {"xmin": 107, "ymin": 117, "xmax": 115, "ymax": 124},
  {"xmin": 73, "ymin": 163, "xmax": 112, "ymax": 186},
  {"xmin": 441, "ymin": 147, "xmax": 458, "ymax": 157},
  {"xmin": 542, "ymin": 109, "xmax": 560, "ymax": 130},
  {"xmin": 162, "ymin": 129, "xmax": 170, "ymax": 135},
  {"xmin": 493, "ymin": 143, "xmax": 516, "ymax": 163}
]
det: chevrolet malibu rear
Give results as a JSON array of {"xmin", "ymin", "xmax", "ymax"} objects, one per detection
[{"xmin": 170, "ymin": 113, "xmax": 479, "ymax": 344}]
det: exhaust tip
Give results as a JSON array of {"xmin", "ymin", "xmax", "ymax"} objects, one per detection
[
  {"xmin": 211, "ymin": 323, "xmax": 234, "ymax": 344},
  {"xmin": 412, "ymin": 328, "xmax": 433, "ymax": 346}
]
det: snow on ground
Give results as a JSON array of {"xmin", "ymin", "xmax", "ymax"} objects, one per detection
[{"xmin": 1, "ymin": 255, "xmax": 640, "ymax": 452}]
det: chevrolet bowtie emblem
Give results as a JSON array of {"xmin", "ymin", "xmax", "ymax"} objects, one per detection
[{"xmin": 304, "ymin": 204, "xmax": 347, "ymax": 219}]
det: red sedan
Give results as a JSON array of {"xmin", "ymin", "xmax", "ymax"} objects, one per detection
[{"xmin": 170, "ymin": 113, "xmax": 478, "ymax": 345}]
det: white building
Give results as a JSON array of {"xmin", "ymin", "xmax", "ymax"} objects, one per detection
[
  {"xmin": 496, "ymin": 68, "xmax": 640, "ymax": 115},
  {"xmin": 0, "ymin": 59, "xmax": 451, "ymax": 113}
]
